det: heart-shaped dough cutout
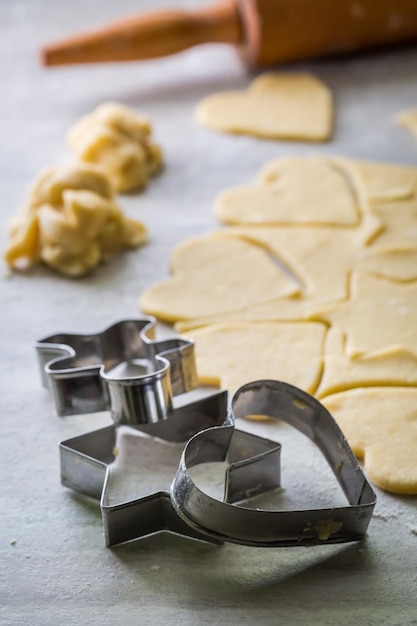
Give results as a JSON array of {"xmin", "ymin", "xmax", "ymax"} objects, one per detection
[
  {"xmin": 140, "ymin": 235, "xmax": 298, "ymax": 322},
  {"xmin": 215, "ymin": 157, "xmax": 359, "ymax": 226},
  {"xmin": 195, "ymin": 73, "xmax": 332, "ymax": 142}
]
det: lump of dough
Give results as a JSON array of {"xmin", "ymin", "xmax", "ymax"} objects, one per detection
[
  {"xmin": 195, "ymin": 73, "xmax": 333, "ymax": 142},
  {"xmin": 322, "ymin": 387, "xmax": 417, "ymax": 494},
  {"xmin": 4, "ymin": 164, "xmax": 147, "ymax": 277},
  {"xmin": 67, "ymin": 102, "xmax": 163, "ymax": 193}
]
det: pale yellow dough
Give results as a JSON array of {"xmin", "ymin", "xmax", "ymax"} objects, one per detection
[
  {"xmin": 140, "ymin": 235, "xmax": 298, "ymax": 322},
  {"xmin": 312, "ymin": 271, "xmax": 417, "ymax": 358},
  {"xmin": 195, "ymin": 73, "xmax": 333, "ymax": 142},
  {"xmin": 322, "ymin": 388, "xmax": 417, "ymax": 494},
  {"xmin": 215, "ymin": 157, "xmax": 359, "ymax": 226},
  {"xmin": 316, "ymin": 327, "xmax": 417, "ymax": 398},
  {"xmin": 185, "ymin": 322, "xmax": 326, "ymax": 396},
  {"xmin": 396, "ymin": 108, "xmax": 417, "ymax": 141},
  {"xmin": 329, "ymin": 157, "xmax": 417, "ymax": 202},
  {"xmin": 140, "ymin": 155, "xmax": 417, "ymax": 495},
  {"xmin": 67, "ymin": 102, "xmax": 162, "ymax": 193},
  {"xmin": 368, "ymin": 197, "xmax": 417, "ymax": 246},
  {"xmin": 4, "ymin": 164, "xmax": 147, "ymax": 276},
  {"xmin": 215, "ymin": 215, "xmax": 380, "ymax": 310}
]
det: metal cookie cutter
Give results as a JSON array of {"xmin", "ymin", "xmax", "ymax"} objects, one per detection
[
  {"xmin": 36, "ymin": 319, "xmax": 375, "ymax": 548},
  {"xmin": 171, "ymin": 380, "xmax": 377, "ymax": 547},
  {"xmin": 35, "ymin": 317, "xmax": 198, "ymax": 423},
  {"xmin": 59, "ymin": 390, "xmax": 281, "ymax": 547}
]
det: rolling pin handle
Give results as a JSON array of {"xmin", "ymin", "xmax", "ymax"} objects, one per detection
[{"xmin": 41, "ymin": 0, "xmax": 242, "ymax": 66}]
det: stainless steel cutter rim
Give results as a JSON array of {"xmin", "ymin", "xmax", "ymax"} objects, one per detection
[
  {"xmin": 37, "ymin": 317, "xmax": 161, "ymax": 379},
  {"xmin": 35, "ymin": 317, "xmax": 198, "ymax": 422},
  {"xmin": 58, "ymin": 389, "xmax": 282, "ymax": 547},
  {"xmin": 170, "ymin": 379, "xmax": 377, "ymax": 547}
]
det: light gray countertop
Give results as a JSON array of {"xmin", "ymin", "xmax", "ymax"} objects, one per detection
[{"xmin": 1, "ymin": 1, "xmax": 417, "ymax": 624}]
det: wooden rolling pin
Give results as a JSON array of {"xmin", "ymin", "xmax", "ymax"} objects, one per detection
[{"xmin": 42, "ymin": 0, "xmax": 417, "ymax": 68}]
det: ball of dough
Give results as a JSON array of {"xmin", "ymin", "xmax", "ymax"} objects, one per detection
[
  {"xmin": 67, "ymin": 102, "xmax": 163, "ymax": 193},
  {"xmin": 4, "ymin": 164, "xmax": 147, "ymax": 276}
]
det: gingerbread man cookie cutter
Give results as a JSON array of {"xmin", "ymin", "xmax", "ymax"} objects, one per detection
[{"xmin": 35, "ymin": 317, "xmax": 197, "ymax": 423}]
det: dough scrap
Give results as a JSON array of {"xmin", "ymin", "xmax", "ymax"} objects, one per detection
[
  {"xmin": 67, "ymin": 102, "xmax": 163, "ymax": 193},
  {"xmin": 4, "ymin": 164, "xmax": 147, "ymax": 276},
  {"xmin": 215, "ymin": 215, "xmax": 380, "ymax": 310},
  {"xmin": 195, "ymin": 73, "xmax": 333, "ymax": 142},
  {"xmin": 312, "ymin": 271, "xmax": 417, "ymax": 358},
  {"xmin": 185, "ymin": 322, "xmax": 326, "ymax": 396},
  {"xmin": 322, "ymin": 388, "xmax": 417, "ymax": 494},
  {"xmin": 215, "ymin": 157, "xmax": 359, "ymax": 226},
  {"xmin": 261, "ymin": 156, "xmax": 417, "ymax": 204},
  {"xmin": 367, "ymin": 197, "xmax": 417, "ymax": 246},
  {"xmin": 139, "ymin": 235, "xmax": 299, "ymax": 322},
  {"xmin": 330, "ymin": 158, "xmax": 417, "ymax": 202},
  {"xmin": 359, "ymin": 244, "xmax": 417, "ymax": 282},
  {"xmin": 316, "ymin": 327, "xmax": 417, "ymax": 398},
  {"xmin": 396, "ymin": 108, "xmax": 417, "ymax": 141}
]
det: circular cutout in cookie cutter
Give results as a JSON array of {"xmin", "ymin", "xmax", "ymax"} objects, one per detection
[
  {"xmin": 171, "ymin": 379, "xmax": 376, "ymax": 547},
  {"xmin": 35, "ymin": 317, "xmax": 198, "ymax": 423}
]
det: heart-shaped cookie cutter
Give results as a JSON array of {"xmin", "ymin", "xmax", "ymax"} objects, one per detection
[{"xmin": 171, "ymin": 380, "xmax": 376, "ymax": 547}]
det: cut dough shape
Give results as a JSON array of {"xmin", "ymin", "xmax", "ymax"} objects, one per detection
[
  {"xmin": 67, "ymin": 102, "xmax": 162, "ymax": 193},
  {"xmin": 322, "ymin": 388, "xmax": 417, "ymax": 494},
  {"xmin": 215, "ymin": 215, "xmax": 380, "ymax": 309},
  {"xmin": 195, "ymin": 73, "xmax": 333, "ymax": 142},
  {"xmin": 215, "ymin": 157, "xmax": 359, "ymax": 226},
  {"xmin": 173, "ymin": 215, "xmax": 388, "ymax": 332},
  {"xmin": 396, "ymin": 108, "xmax": 417, "ymax": 141},
  {"xmin": 359, "ymin": 244, "xmax": 417, "ymax": 282},
  {"xmin": 262, "ymin": 157, "xmax": 417, "ymax": 202},
  {"xmin": 368, "ymin": 197, "xmax": 417, "ymax": 246},
  {"xmin": 185, "ymin": 322, "xmax": 326, "ymax": 396},
  {"xmin": 330, "ymin": 158, "xmax": 417, "ymax": 202},
  {"xmin": 316, "ymin": 327, "xmax": 417, "ymax": 398},
  {"xmin": 313, "ymin": 271, "xmax": 417, "ymax": 358},
  {"xmin": 4, "ymin": 164, "xmax": 147, "ymax": 276},
  {"xmin": 139, "ymin": 235, "xmax": 299, "ymax": 322},
  {"xmin": 174, "ymin": 297, "xmax": 317, "ymax": 333}
]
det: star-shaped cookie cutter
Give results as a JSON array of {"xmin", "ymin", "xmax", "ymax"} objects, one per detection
[
  {"xmin": 35, "ymin": 317, "xmax": 198, "ymax": 423},
  {"xmin": 59, "ymin": 390, "xmax": 281, "ymax": 546}
]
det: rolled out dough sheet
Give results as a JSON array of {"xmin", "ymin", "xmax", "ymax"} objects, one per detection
[{"xmin": 140, "ymin": 155, "xmax": 417, "ymax": 495}]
